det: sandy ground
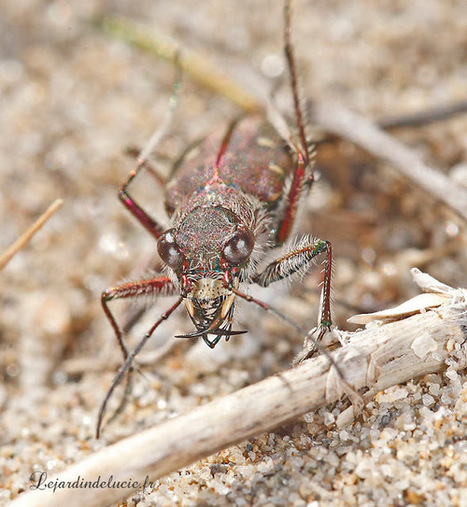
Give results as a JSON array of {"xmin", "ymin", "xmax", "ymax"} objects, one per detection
[{"xmin": 1, "ymin": 0, "xmax": 466, "ymax": 505}]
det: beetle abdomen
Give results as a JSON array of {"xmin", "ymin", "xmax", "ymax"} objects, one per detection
[{"xmin": 165, "ymin": 116, "xmax": 294, "ymax": 216}]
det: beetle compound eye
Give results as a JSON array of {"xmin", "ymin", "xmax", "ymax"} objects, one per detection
[
  {"xmin": 223, "ymin": 227, "xmax": 255, "ymax": 266},
  {"xmin": 157, "ymin": 231, "xmax": 184, "ymax": 269}
]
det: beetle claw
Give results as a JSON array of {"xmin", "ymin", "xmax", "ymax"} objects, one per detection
[{"xmin": 175, "ymin": 329, "xmax": 247, "ymax": 339}]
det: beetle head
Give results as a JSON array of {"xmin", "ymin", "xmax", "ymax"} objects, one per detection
[{"xmin": 157, "ymin": 206, "xmax": 255, "ymax": 347}]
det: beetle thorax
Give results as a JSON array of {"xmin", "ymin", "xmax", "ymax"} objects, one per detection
[{"xmin": 173, "ymin": 206, "xmax": 241, "ymax": 268}]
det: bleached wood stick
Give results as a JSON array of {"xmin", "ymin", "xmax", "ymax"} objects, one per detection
[{"xmin": 10, "ymin": 270, "xmax": 466, "ymax": 507}]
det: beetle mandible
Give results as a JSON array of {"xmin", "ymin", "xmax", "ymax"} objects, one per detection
[{"xmin": 98, "ymin": 0, "xmax": 333, "ymax": 436}]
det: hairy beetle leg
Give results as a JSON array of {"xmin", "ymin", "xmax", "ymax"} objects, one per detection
[
  {"xmin": 101, "ymin": 276, "xmax": 177, "ymax": 360},
  {"xmin": 254, "ymin": 238, "xmax": 333, "ymax": 348}
]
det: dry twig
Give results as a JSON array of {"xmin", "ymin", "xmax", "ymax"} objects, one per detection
[
  {"xmin": 10, "ymin": 270, "xmax": 467, "ymax": 507},
  {"xmin": 377, "ymin": 99, "xmax": 467, "ymax": 129},
  {"xmin": 101, "ymin": 16, "xmax": 262, "ymax": 114},
  {"xmin": 312, "ymin": 102, "xmax": 467, "ymax": 221},
  {"xmin": 0, "ymin": 198, "xmax": 64, "ymax": 270}
]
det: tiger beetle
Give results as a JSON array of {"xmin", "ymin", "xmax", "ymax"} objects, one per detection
[{"xmin": 97, "ymin": 0, "xmax": 334, "ymax": 437}]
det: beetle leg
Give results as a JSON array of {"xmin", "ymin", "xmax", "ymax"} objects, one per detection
[
  {"xmin": 118, "ymin": 176, "xmax": 166, "ymax": 239},
  {"xmin": 119, "ymin": 141, "xmax": 173, "ymax": 239},
  {"xmin": 275, "ymin": 0, "xmax": 315, "ymax": 244},
  {"xmin": 276, "ymin": 150, "xmax": 309, "ymax": 244},
  {"xmin": 254, "ymin": 237, "xmax": 333, "ymax": 337},
  {"xmin": 125, "ymin": 145, "xmax": 167, "ymax": 186},
  {"xmin": 284, "ymin": 0, "xmax": 310, "ymax": 170},
  {"xmin": 233, "ymin": 281, "xmax": 343, "ymax": 374},
  {"xmin": 118, "ymin": 63, "xmax": 181, "ymax": 239},
  {"xmin": 269, "ymin": 2, "xmax": 333, "ymax": 340},
  {"xmin": 102, "ymin": 276, "xmax": 177, "ymax": 360},
  {"xmin": 98, "ymin": 286, "xmax": 183, "ymax": 438}
]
